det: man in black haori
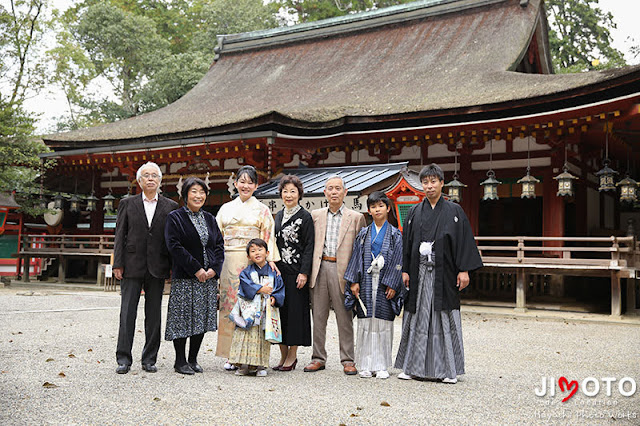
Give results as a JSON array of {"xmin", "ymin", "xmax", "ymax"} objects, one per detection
[{"xmin": 395, "ymin": 163, "xmax": 483, "ymax": 383}]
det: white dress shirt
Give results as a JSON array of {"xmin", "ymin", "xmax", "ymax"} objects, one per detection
[{"xmin": 142, "ymin": 192, "xmax": 158, "ymax": 227}]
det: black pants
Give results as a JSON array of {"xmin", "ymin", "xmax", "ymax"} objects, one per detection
[{"xmin": 116, "ymin": 272, "xmax": 164, "ymax": 366}]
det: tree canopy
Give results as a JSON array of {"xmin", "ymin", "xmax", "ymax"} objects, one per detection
[
  {"xmin": 0, "ymin": 0, "xmax": 52, "ymax": 215},
  {"xmin": 49, "ymin": 0, "xmax": 278, "ymax": 131},
  {"xmin": 545, "ymin": 0, "xmax": 626, "ymax": 73}
]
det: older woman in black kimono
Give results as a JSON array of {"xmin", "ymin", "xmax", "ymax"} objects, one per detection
[
  {"xmin": 164, "ymin": 177, "xmax": 224, "ymax": 374},
  {"xmin": 273, "ymin": 175, "xmax": 314, "ymax": 371},
  {"xmin": 395, "ymin": 164, "xmax": 483, "ymax": 383}
]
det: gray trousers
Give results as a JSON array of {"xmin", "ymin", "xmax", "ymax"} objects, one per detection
[{"xmin": 310, "ymin": 260, "xmax": 354, "ymax": 364}]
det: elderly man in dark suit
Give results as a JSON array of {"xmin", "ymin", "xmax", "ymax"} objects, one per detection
[{"xmin": 113, "ymin": 162, "xmax": 178, "ymax": 374}]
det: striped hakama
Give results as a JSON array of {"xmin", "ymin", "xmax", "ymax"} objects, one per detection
[
  {"xmin": 394, "ymin": 254, "xmax": 465, "ymax": 379},
  {"xmin": 354, "ymin": 262, "xmax": 393, "ymax": 373}
]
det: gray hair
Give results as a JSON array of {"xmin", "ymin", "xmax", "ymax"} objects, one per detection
[
  {"xmin": 136, "ymin": 162, "xmax": 163, "ymax": 181},
  {"xmin": 325, "ymin": 175, "xmax": 345, "ymax": 188}
]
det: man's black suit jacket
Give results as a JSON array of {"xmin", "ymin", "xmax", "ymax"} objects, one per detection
[{"xmin": 113, "ymin": 193, "xmax": 179, "ymax": 279}]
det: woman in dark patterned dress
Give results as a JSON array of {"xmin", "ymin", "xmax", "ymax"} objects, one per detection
[
  {"xmin": 164, "ymin": 177, "xmax": 224, "ymax": 374},
  {"xmin": 273, "ymin": 175, "xmax": 315, "ymax": 371}
]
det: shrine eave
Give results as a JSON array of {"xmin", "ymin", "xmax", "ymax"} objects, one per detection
[{"xmin": 40, "ymin": 89, "xmax": 640, "ymax": 163}]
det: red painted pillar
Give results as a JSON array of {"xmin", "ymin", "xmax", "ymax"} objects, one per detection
[
  {"xmin": 543, "ymin": 150, "xmax": 565, "ymax": 253},
  {"xmin": 459, "ymin": 149, "xmax": 478, "ymax": 235}
]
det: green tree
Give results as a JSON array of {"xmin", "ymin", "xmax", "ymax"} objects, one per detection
[
  {"xmin": 546, "ymin": 0, "xmax": 626, "ymax": 73},
  {"xmin": 0, "ymin": 0, "xmax": 52, "ymax": 215},
  {"xmin": 191, "ymin": 0, "xmax": 278, "ymax": 55},
  {"xmin": 72, "ymin": 3, "xmax": 171, "ymax": 118},
  {"xmin": 50, "ymin": 0, "xmax": 278, "ymax": 129}
]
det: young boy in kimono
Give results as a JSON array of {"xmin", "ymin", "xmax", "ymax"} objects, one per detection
[
  {"xmin": 229, "ymin": 238, "xmax": 285, "ymax": 376},
  {"xmin": 344, "ymin": 191, "xmax": 403, "ymax": 379}
]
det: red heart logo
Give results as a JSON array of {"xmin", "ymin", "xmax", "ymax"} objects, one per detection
[{"xmin": 558, "ymin": 377, "xmax": 578, "ymax": 402}]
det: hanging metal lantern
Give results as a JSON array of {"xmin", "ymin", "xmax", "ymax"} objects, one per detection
[
  {"xmin": 69, "ymin": 194, "xmax": 81, "ymax": 212},
  {"xmin": 518, "ymin": 137, "xmax": 539, "ymax": 199},
  {"xmin": 86, "ymin": 193, "xmax": 98, "ymax": 212},
  {"xmin": 596, "ymin": 123, "xmax": 618, "ymax": 192},
  {"xmin": 554, "ymin": 168, "xmax": 578, "ymax": 197},
  {"xmin": 554, "ymin": 143, "xmax": 578, "ymax": 197},
  {"xmin": 616, "ymin": 175, "xmax": 638, "ymax": 203},
  {"xmin": 595, "ymin": 160, "xmax": 618, "ymax": 192},
  {"xmin": 102, "ymin": 193, "xmax": 116, "ymax": 213},
  {"xmin": 53, "ymin": 193, "xmax": 64, "ymax": 210},
  {"xmin": 445, "ymin": 177, "xmax": 467, "ymax": 203},
  {"xmin": 39, "ymin": 196, "xmax": 48, "ymax": 210},
  {"xmin": 517, "ymin": 173, "xmax": 540, "ymax": 199},
  {"xmin": 481, "ymin": 170, "xmax": 501, "ymax": 200},
  {"xmin": 445, "ymin": 146, "xmax": 466, "ymax": 203}
]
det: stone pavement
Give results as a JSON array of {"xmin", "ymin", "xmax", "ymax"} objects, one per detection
[{"xmin": 0, "ymin": 286, "xmax": 638, "ymax": 425}]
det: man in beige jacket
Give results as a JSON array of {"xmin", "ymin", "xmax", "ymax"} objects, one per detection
[{"xmin": 304, "ymin": 176, "xmax": 366, "ymax": 375}]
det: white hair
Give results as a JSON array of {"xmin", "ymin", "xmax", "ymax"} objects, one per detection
[
  {"xmin": 136, "ymin": 162, "xmax": 162, "ymax": 181},
  {"xmin": 325, "ymin": 175, "xmax": 345, "ymax": 188}
]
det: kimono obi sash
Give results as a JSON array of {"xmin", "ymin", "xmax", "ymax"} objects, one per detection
[{"xmin": 222, "ymin": 225, "xmax": 261, "ymax": 251}]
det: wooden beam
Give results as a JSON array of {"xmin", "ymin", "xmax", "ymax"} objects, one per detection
[
  {"xmin": 58, "ymin": 256, "xmax": 66, "ymax": 284},
  {"xmin": 627, "ymin": 278, "xmax": 638, "ymax": 313},
  {"xmin": 515, "ymin": 268, "xmax": 527, "ymax": 312},
  {"xmin": 611, "ymin": 270, "xmax": 621, "ymax": 316}
]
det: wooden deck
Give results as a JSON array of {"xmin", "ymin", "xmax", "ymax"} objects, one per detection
[
  {"xmin": 476, "ymin": 236, "xmax": 639, "ymax": 316},
  {"xmin": 16, "ymin": 234, "xmax": 114, "ymax": 284},
  {"xmin": 15, "ymin": 234, "xmax": 640, "ymax": 316}
]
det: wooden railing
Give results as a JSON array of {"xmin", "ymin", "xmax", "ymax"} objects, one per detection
[
  {"xmin": 473, "ymin": 236, "xmax": 640, "ymax": 316},
  {"xmin": 16, "ymin": 234, "xmax": 114, "ymax": 285},
  {"xmin": 475, "ymin": 236, "xmax": 638, "ymax": 269},
  {"xmin": 20, "ymin": 234, "xmax": 114, "ymax": 255}
]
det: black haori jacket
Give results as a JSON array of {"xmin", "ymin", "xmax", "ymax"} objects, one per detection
[{"xmin": 402, "ymin": 197, "xmax": 483, "ymax": 313}]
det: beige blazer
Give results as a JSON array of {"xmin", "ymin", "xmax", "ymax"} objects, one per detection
[{"xmin": 309, "ymin": 206, "xmax": 366, "ymax": 290}]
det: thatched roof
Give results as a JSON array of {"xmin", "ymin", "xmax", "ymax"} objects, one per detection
[{"xmin": 43, "ymin": 0, "xmax": 640, "ymax": 147}]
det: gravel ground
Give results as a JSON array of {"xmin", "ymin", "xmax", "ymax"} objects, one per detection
[{"xmin": 0, "ymin": 287, "xmax": 638, "ymax": 425}]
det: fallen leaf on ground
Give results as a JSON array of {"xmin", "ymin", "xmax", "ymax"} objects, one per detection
[
  {"xmin": 68, "ymin": 354, "xmax": 76, "ymax": 358},
  {"xmin": 45, "ymin": 358, "xmax": 54, "ymax": 362},
  {"xmin": 350, "ymin": 414, "xmax": 358, "ymax": 417},
  {"xmin": 380, "ymin": 401, "xmax": 391, "ymax": 407},
  {"xmin": 153, "ymin": 397, "xmax": 160, "ymax": 401},
  {"xmin": 43, "ymin": 382, "xmax": 58, "ymax": 388},
  {"xmin": 58, "ymin": 372, "xmax": 66, "ymax": 378},
  {"xmin": 87, "ymin": 349, "xmax": 93, "ymax": 352}
]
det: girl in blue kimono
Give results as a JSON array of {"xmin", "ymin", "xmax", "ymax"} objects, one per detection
[
  {"xmin": 344, "ymin": 191, "xmax": 403, "ymax": 379},
  {"xmin": 229, "ymin": 238, "xmax": 285, "ymax": 376}
]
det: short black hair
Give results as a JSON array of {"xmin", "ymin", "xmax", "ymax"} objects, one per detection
[
  {"xmin": 366, "ymin": 191, "xmax": 391, "ymax": 208},
  {"xmin": 278, "ymin": 174, "xmax": 305, "ymax": 200},
  {"xmin": 236, "ymin": 165, "xmax": 258, "ymax": 184},
  {"xmin": 246, "ymin": 238, "xmax": 268, "ymax": 255},
  {"xmin": 419, "ymin": 163, "xmax": 444, "ymax": 182},
  {"xmin": 182, "ymin": 177, "xmax": 209, "ymax": 199}
]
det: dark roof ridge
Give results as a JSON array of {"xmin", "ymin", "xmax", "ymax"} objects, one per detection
[{"xmin": 215, "ymin": 0, "xmax": 508, "ymax": 59}]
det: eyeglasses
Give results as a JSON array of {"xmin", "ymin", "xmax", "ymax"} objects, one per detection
[{"xmin": 141, "ymin": 173, "xmax": 160, "ymax": 180}]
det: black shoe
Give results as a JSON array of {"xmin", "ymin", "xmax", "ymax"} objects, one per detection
[
  {"xmin": 188, "ymin": 362, "xmax": 204, "ymax": 373},
  {"xmin": 116, "ymin": 364, "xmax": 130, "ymax": 374},
  {"xmin": 174, "ymin": 364, "xmax": 195, "ymax": 375},
  {"xmin": 142, "ymin": 364, "xmax": 158, "ymax": 373}
]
